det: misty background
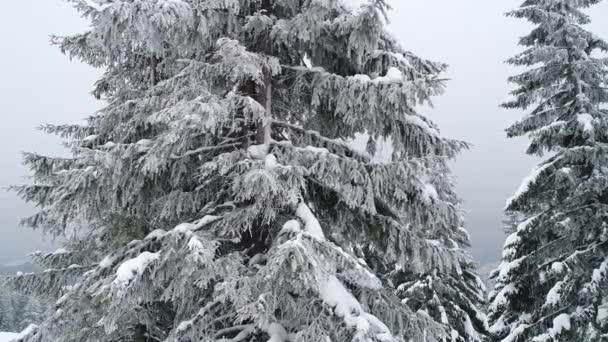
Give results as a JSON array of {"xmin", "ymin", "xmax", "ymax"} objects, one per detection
[{"xmin": 1, "ymin": 0, "xmax": 607, "ymax": 269}]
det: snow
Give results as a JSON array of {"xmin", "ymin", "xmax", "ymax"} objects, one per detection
[
  {"xmin": 280, "ymin": 220, "xmax": 301, "ymax": 235},
  {"xmin": 506, "ymin": 162, "xmax": 554, "ymax": 209},
  {"xmin": 173, "ymin": 215, "xmax": 221, "ymax": 233},
  {"xmin": 136, "ymin": 139, "xmax": 153, "ymax": 147},
  {"xmin": 490, "ymin": 283, "xmax": 518, "ymax": 311},
  {"xmin": 532, "ymin": 314, "xmax": 571, "ymax": 342},
  {"xmin": 437, "ymin": 302, "xmax": 449, "ymax": 324},
  {"xmin": 291, "ymin": 199, "xmax": 390, "ymax": 340},
  {"xmin": 349, "ymin": 67, "xmax": 403, "ymax": 85},
  {"xmin": 351, "ymin": 74, "xmax": 372, "ymax": 83},
  {"xmin": 173, "ymin": 222, "xmax": 196, "ymax": 233},
  {"xmin": 83, "ymin": 0, "xmax": 112, "ymax": 11},
  {"xmin": 551, "ymin": 262, "xmax": 564, "ymax": 273},
  {"xmin": 176, "ymin": 320, "xmax": 193, "ymax": 333},
  {"xmin": 377, "ymin": 51, "xmax": 413, "ymax": 68},
  {"xmin": 592, "ymin": 258, "xmax": 608, "ymax": 282},
  {"xmin": 504, "ymin": 232, "xmax": 521, "ymax": 247},
  {"xmin": 577, "ymin": 113, "xmax": 594, "ymax": 133},
  {"xmin": 265, "ymin": 323, "xmax": 288, "ymax": 342},
  {"xmin": 99, "ymin": 255, "xmax": 114, "ymax": 268},
  {"xmin": 545, "ymin": 281, "xmax": 563, "ymax": 306},
  {"xmin": 264, "ymin": 154, "xmax": 279, "ymax": 170},
  {"xmin": 341, "ymin": 0, "xmax": 365, "ymax": 12},
  {"xmin": 502, "ymin": 231, "xmax": 522, "ymax": 258},
  {"xmin": 145, "ymin": 229, "xmax": 167, "ymax": 240},
  {"xmin": 83, "ymin": 134, "xmax": 98, "ymax": 141},
  {"xmin": 296, "ymin": 202, "xmax": 325, "ymax": 239},
  {"xmin": 421, "ymin": 183, "xmax": 438, "ymax": 203},
  {"xmin": 319, "ymin": 276, "xmax": 392, "ymax": 341},
  {"xmin": 187, "ymin": 236, "xmax": 206, "ymax": 252},
  {"xmin": 302, "ymin": 54, "xmax": 313, "ymax": 69},
  {"xmin": 383, "ymin": 67, "xmax": 403, "ymax": 82},
  {"xmin": 113, "ymin": 252, "xmax": 160, "ymax": 287},
  {"xmin": 501, "ymin": 324, "xmax": 529, "ymax": 342},
  {"xmin": 404, "ymin": 115, "xmax": 439, "ymax": 136},
  {"xmin": 0, "ymin": 332, "xmax": 20, "ymax": 342},
  {"xmin": 371, "ymin": 67, "xmax": 403, "ymax": 84},
  {"xmin": 597, "ymin": 304, "xmax": 608, "ymax": 322},
  {"xmin": 537, "ymin": 120, "xmax": 566, "ymax": 133},
  {"xmin": 463, "ymin": 314, "xmax": 480, "ymax": 340},
  {"xmin": 248, "ymin": 144, "xmax": 269, "ymax": 160},
  {"xmin": 496, "ymin": 257, "xmax": 525, "ymax": 281},
  {"xmin": 52, "ymin": 248, "xmax": 68, "ymax": 255},
  {"xmin": 0, "ymin": 325, "xmax": 37, "ymax": 342},
  {"xmin": 18, "ymin": 326, "xmax": 35, "ymax": 338},
  {"xmin": 426, "ymin": 239, "xmax": 442, "ymax": 247},
  {"xmin": 303, "ymin": 146, "xmax": 330, "ymax": 155},
  {"xmin": 517, "ymin": 215, "xmax": 539, "ymax": 233},
  {"xmin": 458, "ymin": 226, "xmax": 471, "ymax": 240}
]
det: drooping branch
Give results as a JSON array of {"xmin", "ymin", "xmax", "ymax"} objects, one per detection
[{"xmin": 271, "ymin": 119, "xmax": 371, "ymax": 162}]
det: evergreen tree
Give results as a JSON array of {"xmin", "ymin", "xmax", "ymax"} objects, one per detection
[
  {"xmin": 0, "ymin": 284, "xmax": 42, "ymax": 333},
  {"xmin": 0, "ymin": 286, "xmax": 16, "ymax": 332},
  {"xmin": 393, "ymin": 163, "xmax": 489, "ymax": 342},
  {"xmin": 396, "ymin": 260, "xmax": 489, "ymax": 342},
  {"xmin": 489, "ymin": 0, "xmax": 608, "ymax": 341},
  {"xmin": 9, "ymin": 0, "xmax": 483, "ymax": 341}
]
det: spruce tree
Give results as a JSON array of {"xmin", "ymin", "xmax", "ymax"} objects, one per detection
[
  {"xmin": 396, "ymin": 260, "xmax": 489, "ymax": 342},
  {"xmin": 0, "ymin": 284, "xmax": 41, "ymax": 333},
  {"xmin": 9, "ymin": 0, "xmax": 482, "ymax": 341},
  {"xmin": 0, "ymin": 286, "xmax": 16, "ymax": 332},
  {"xmin": 489, "ymin": 0, "xmax": 608, "ymax": 341},
  {"xmin": 394, "ymin": 164, "xmax": 489, "ymax": 342}
]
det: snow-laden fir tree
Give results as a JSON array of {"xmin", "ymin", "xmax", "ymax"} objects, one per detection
[
  {"xmin": 391, "ymin": 157, "xmax": 489, "ymax": 342},
  {"xmin": 0, "ymin": 286, "xmax": 16, "ymax": 332},
  {"xmin": 8, "ymin": 0, "xmax": 484, "ymax": 341},
  {"xmin": 0, "ymin": 284, "xmax": 42, "ymax": 333},
  {"xmin": 489, "ymin": 0, "xmax": 608, "ymax": 341},
  {"xmin": 395, "ymin": 255, "xmax": 489, "ymax": 342}
]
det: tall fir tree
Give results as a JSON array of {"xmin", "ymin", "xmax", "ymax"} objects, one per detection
[
  {"xmin": 0, "ymin": 286, "xmax": 16, "ymax": 332},
  {"xmin": 392, "ymin": 156, "xmax": 489, "ymax": 341},
  {"xmin": 9, "ymin": 0, "xmax": 484, "ymax": 341},
  {"xmin": 0, "ymin": 284, "xmax": 42, "ymax": 333},
  {"xmin": 489, "ymin": 0, "xmax": 608, "ymax": 341},
  {"xmin": 396, "ymin": 257, "xmax": 489, "ymax": 342}
]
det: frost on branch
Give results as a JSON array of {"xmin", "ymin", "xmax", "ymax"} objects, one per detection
[
  {"xmin": 490, "ymin": 0, "xmax": 608, "ymax": 340},
  {"xmin": 11, "ymin": 0, "xmax": 484, "ymax": 341}
]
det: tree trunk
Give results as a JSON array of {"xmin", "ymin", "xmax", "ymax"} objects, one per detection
[{"xmin": 256, "ymin": 77, "xmax": 272, "ymax": 146}]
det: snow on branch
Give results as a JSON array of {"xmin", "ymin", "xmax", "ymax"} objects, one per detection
[
  {"xmin": 319, "ymin": 276, "xmax": 392, "ymax": 341},
  {"xmin": 296, "ymin": 202, "xmax": 325, "ymax": 240},
  {"xmin": 531, "ymin": 314, "xmax": 571, "ymax": 342},
  {"xmin": 113, "ymin": 252, "xmax": 160, "ymax": 288},
  {"xmin": 505, "ymin": 160, "xmax": 558, "ymax": 209},
  {"xmin": 271, "ymin": 119, "xmax": 371, "ymax": 162}
]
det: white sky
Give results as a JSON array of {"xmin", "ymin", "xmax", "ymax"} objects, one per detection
[{"xmin": 0, "ymin": 0, "xmax": 607, "ymax": 265}]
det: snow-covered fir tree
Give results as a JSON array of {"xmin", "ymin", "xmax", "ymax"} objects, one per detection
[
  {"xmin": 391, "ymin": 151, "xmax": 489, "ymax": 341},
  {"xmin": 9, "ymin": 0, "xmax": 484, "ymax": 341},
  {"xmin": 0, "ymin": 286, "xmax": 16, "ymax": 332},
  {"xmin": 0, "ymin": 284, "xmax": 42, "ymax": 333},
  {"xmin": 396, "ymin": 257, "xmax": 489, "ymax": 342},
  {"xmin": 489, "ymin": 0, "xmax": 608, "ymax": 341}
]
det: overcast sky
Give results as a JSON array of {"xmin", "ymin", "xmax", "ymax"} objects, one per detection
[{"xmin": 0, "ymin": 0, "xmax": 607, "ymax": 266}]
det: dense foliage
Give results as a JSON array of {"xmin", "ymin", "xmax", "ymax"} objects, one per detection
[
  {"xmin": 490, "ymin": 0, "xmax": 608, "ymax": 341},
  {"xmin": 9, "ymin": 0, "xmax": 485, "ymax": 341}
]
